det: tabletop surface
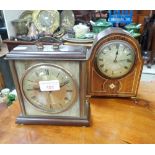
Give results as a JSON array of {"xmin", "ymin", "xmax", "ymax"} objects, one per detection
[{"xmin": 0, "ymin": 80, "xmax": 155, "ymax": 144}]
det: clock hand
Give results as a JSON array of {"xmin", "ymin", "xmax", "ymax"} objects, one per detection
[
  {"xmin": 46, "ymin": 92, "xmax": 54, "ymax": 109},
  {"xmin": 32, "ymin": 80, "xmax": 70, "ymax": 92},
  {"xmin": 60, "ymin": 80, "xmax": 70, "ymax": 88},
  {"xmin": 114, "ymin": 49, "xmax": 119, "ymax": 62},
  {"xmin": 45, "ymin": 80, "xmax": 70, "ymax": 107},
  {"xmin": 118, "ymin": 59, "xmax": 132, "ymax": 62}
]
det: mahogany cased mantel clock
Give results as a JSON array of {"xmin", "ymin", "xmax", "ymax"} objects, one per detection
[
  {"xmin": 6, "ymin": 45, "xmax": 90, "ymax": 126},
  {"xmin": 87, "ymin": 27, "xmax": 143, "ymax": 97}
]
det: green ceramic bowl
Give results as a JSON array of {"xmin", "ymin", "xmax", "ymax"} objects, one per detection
[
  {"xmin": 92, "ymin": 19, "xmax": 112, "ymax": 33},
  {"xmin": 131, "ymin": 33, "xmax": 141, "ymax": 39},
  {"xmin": 125, "ymin": 23, "xmax": 141, "ymax": 33}
]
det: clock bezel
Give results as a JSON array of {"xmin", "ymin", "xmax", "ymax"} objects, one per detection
[
  {"xmin": 94, "ymin": 39, "xmax": 136, "ymax": 79},
  {"xmin": 20, "ymin": 63, "xmax": 78, "ymax": 114}
]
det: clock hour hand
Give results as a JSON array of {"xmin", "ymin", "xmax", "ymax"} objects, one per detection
[
  {"xmin": 118, "ymin": 59, "xmax": 131, "ymax": 62},
  {"xmin": 60, "ymin": 80, "xmax": 70, "ymax": 88}
]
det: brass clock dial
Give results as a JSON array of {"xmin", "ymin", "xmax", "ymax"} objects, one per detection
[
  {"xmin": 21, "ymin": 63, "xmax": 77, "ymax": 114},
  {"xmin": 95, "ymin": 40, "xmax": 135, "ymax": 79}
]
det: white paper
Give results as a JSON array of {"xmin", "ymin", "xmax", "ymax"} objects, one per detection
[
  {"xmin": 43, "ymin": 45, "xmax": 54, "ymax": 52},
  {"xmin": 39, "ymin": 80, "xmax": 60, "ymax": 91},
  {"xmin": 13, "ymin": 46, "xmax": 28, "ymax": 50}
]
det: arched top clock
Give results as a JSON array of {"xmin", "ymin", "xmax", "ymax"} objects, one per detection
[{"xmin": 87, "ymin": 27, "xmax": 143, "ymax": 97}]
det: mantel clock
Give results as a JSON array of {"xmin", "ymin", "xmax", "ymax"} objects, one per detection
[
  {"xmin": 6, "ymin": 45, "xmax": 90, "ymax": 126},
  {"xmin": 87, "ymin": 27, "xmax": 143, "ymax": 97}
]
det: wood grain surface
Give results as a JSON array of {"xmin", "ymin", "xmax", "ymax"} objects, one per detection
[{"xmin": 0, "ymin": 81, "xmax": 155, "ymax": 144}]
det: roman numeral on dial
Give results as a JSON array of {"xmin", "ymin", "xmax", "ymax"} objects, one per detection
[{"xmin": 99, "ymin": 64, "xmax": 104, "ymax": 68}]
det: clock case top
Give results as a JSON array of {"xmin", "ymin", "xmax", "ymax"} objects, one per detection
[
  {"xmin": 87, "ymin": 27, "xmax": 143, "ymax": 97},
  {"xmin": 5, "ymin": 45, "xmax": 90, "ymax": 126},
  {"xmin": 5, "ymin": 45, "xmax": 88, "ymax": 60}
]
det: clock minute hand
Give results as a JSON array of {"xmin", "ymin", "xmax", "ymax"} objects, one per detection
[
  {"xmin": 46, "ymin": 92, "xmax": 54, "ymax": 109},
  {"xmin": 46, "ymin": 80, "xmax": 70, "ymax": 108},
  {"xmin": 114, "ymin": 49, "xmax": 119, "ymax": 62}
]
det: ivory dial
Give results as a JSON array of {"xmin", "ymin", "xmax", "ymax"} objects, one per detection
[
  {"xmin": 95, "ymin": 40, "xmax": 135, "ymax": 78},
  {"xmin": 21, "ymin": 63, "xmax": 77, "ymax": 114}
]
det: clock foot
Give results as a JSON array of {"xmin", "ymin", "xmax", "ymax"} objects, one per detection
[
  {"xmin": 16, "ymin": 103, "xmax": 90, "ymax": 127},
  {"xmin": 131, "ymin": 96, "xmax": 139, "ymax": 104}
]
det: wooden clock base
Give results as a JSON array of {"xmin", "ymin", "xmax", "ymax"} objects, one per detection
[{"xmin": 16, "ymin": 102, "xmax": 90, "ymax": 127}]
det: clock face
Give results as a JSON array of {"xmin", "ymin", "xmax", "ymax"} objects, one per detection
[
  {"xmin": 21, "ymin": 63, "xmax": 77, "ymax": 114},
  {"xmin": 95, "ymin": 40, "xmax": 135, "ymax": 78}
]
